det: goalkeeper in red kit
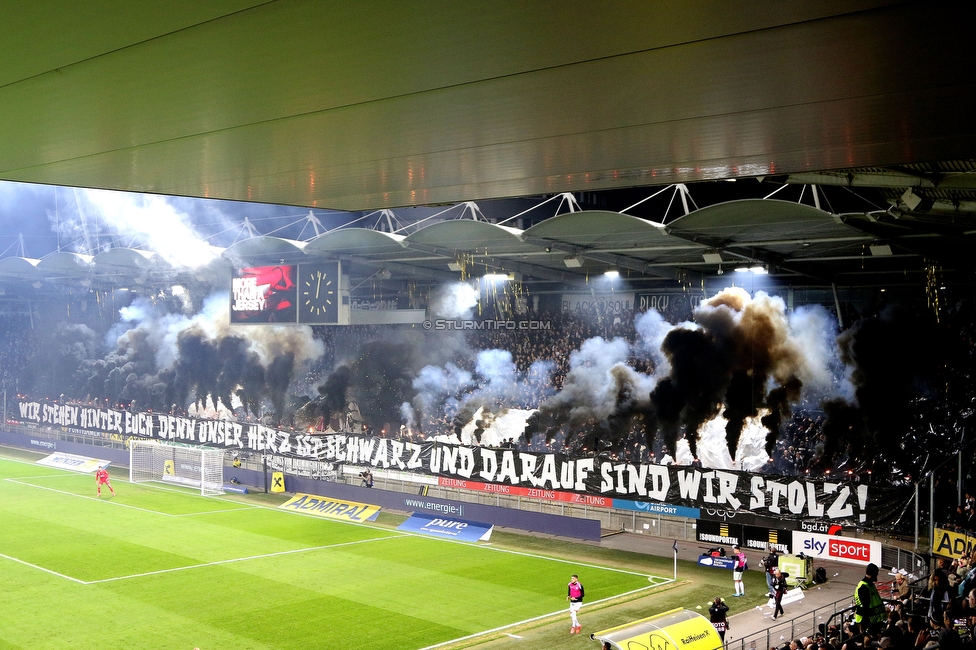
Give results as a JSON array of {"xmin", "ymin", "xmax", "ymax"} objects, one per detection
[{"xmin": 95, "ymin": 466, "xmax": 115, "ymax": 497}]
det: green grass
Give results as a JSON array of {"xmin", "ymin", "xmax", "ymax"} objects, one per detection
[{"xmin": 0, "ymin": 453, "xmax": 684, "ymax": 650}]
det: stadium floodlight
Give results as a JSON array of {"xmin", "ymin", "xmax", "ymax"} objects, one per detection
[
  {"xmin": 735, "ymin": 265, "xmax": 767, "ymax": 274},
  {"xmin": 129, "ymin": 440, "xmax": 225, "ymax": 496}
]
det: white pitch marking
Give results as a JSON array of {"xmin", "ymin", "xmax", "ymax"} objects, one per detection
[
  {"xmin": 416, "ymin": 581, "xmax": 673, "ymax": 650},
  {"xmin": 175, "ymin": 506, "xmax": 260, "ymax": 516},
  {"xmin": 4, "ymin": 478, "xmax": 178, "ymax": 517},
  {"xmin": 131, "ymin": 481, "xmax": 214, "ymax": 497},
  {"xmin": 85, "ymin": 533, "xmax": 405, "ymax": 584},
  {"xmin": 0, "ymin": 551, "xmax": 87, "ymax": 584},
  {"xmin": 1, "ymin": 473, "xmax": 76, "ymax": 480},
  {"xmin": 0, "ymin": 453, "xmax": 55, "ymax": 468},
  {"xmin": 3, "ymin": 451, "xmax": 675, "ymax": 603}
]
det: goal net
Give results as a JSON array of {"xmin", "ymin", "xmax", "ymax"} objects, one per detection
[{"xmin": 129, "ymin": 440, "xmax": 225, "ymax": 496}]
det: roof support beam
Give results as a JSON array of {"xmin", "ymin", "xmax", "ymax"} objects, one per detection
[
  {"xmin": 519, "ymin": 235, "xmax": 702, "ymax": 284},
  {"xmin": 400, "ymin": 241, "xmax": 577, "ymax": 283}
]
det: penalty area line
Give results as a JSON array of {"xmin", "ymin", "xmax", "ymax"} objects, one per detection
[{"xmin": 0, "ymin": 551, "xmax": 86, "ymax": 584}]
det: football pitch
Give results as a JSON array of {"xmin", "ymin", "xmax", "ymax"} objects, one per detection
[{"xmin": 0, "ymin": 454, "xmax": 671, "ymax": 649}]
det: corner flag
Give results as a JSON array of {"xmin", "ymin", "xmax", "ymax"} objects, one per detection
[{"xmin": 672, "ymin": 539, "xmax": 678, "ymax": 580}]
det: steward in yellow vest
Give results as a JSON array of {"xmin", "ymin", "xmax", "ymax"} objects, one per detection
[{"xmin": 854, "ymin": 563, "xmax": 886, "ymax": 633}]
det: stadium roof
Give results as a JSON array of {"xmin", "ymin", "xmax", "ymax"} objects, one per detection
[{"xmin": 0, "ymin": 196, "xmax": 950, "ymax": 295}]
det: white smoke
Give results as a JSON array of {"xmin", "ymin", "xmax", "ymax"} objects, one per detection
[
  {"xmin": 400, "ymin": 402, "xmax": 417, "ymax": 429},
  {"xmin": 53, "ymin": 188, "xmax": 223, "ymax": 268},
  {"xmin": 787, "ymin": 305, "xmax": 850, "ymax": 401},
  {"xmin": 429, "ymin": 282, "xmax": 479, "ymax": 319},
  {"xmin": 474, "ymin": 349, "xmax": 518, "ymax": 398},
  {"xmin": 412, "ymin": 362, "xmax": 474, "ymax": 417},
  {"xmin": 634, "ymin": 308, "xmax": 677, "ymax": 376},
  {"xmin": 547, "ymin": 337, "xmax": 647, "ymax": 421},
  {"xmin": 679, "ymin": 410, "xmax": 771, "ymax": 471},
  {"xmin": 459, "ymin": 406, "xmax": 537, "ymax": 447}
]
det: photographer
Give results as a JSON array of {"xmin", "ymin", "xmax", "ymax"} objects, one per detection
[{"xmin": 360, "ymin": 469, "xmax": 374, "ymax": 488}]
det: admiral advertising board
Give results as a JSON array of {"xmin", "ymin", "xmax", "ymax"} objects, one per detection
[
  {"xmin": 933, "ymin": 527, "xmax": 976, "ymax": 560},
  {"xmin": 278, "ymin": 494, "xmax": 381, "ymax": 523}
]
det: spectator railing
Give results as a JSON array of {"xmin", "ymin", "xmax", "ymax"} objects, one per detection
[{"xmin": 726, "ymin": 595, "xmax": 853, "ymax": 650}]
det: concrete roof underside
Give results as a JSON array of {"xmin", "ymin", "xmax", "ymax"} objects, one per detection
[
  {"xmin": 1, "ymin": 1, "xmax": 975, "ymax": 297},
  {"xmin": 2, "ymin": 1, "xmax": 973, "ymax": 211}
]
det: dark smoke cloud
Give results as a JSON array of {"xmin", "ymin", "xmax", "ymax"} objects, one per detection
[
  {"xmin": 816, "ymin": 305, "xmax": 948, "ymax": 474},
  {"xmin": 649, "ymin": 288, "xmax": 836, "ymax": 462},
  {"xmin": 516, "ymin": 294, "xmax": 840, "ymax": 467},
  {"xmin": 65, "ymin": 293, "xmax": 323, "ymax": 423},
  {"xmin": 303, "ymin": 338, "xmax": 434, "ymax": 435},
  {"xmin": 29, "ymin": 322, "xmax": 99, "ymax": 399}
]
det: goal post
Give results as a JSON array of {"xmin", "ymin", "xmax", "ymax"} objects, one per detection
[{"xmin": 129, "ymin": 440, "xmax": 225, "ymax": 496}]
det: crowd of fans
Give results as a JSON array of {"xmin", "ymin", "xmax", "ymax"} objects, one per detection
[{"xmin": 7, "ymin": 295, "xmax": 976, "ymax": 494}]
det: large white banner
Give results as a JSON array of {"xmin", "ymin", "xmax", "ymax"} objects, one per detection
[{"xmin": 14, "ymin": 399, "xmax": 912, "ymax": 527}]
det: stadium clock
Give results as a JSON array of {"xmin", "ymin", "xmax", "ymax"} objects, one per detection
[{"xmin": 298, "ymin": 262, "xmax": 340, "ymax": 324}]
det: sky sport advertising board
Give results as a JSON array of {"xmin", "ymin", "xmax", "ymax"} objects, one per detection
[
  {"xmin": 791, "ymin": 531, "xmax": 882, "ymax": 566},
  {"xmin": 230, "ymin": 264, "xmax": 297, "ymax": 323}
]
